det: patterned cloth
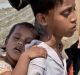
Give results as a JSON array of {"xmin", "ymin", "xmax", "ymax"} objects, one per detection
[{"xmin": 0, "ymin": 60, "xmax": 12, "ymax": 74}]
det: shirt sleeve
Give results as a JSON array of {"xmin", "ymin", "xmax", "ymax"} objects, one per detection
[
  {"xmin": 27, "ymin": 58, "xmax": 46, "ymax": 75},
  {"xmin": 28, "ymin": 64, "xmax": 45, "ymax": 75},
  {"xmin": 0, "ymin": 61, "xmax": 12, "ymax": 74}
]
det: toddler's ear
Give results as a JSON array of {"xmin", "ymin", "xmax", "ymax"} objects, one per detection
[
  {"xmin": 0, "ymin": 44, "xmax": 6, "ymax": 51},
  {"xmin": 8, "ymin": 0, "xmax": 29, "ymax": 10}
]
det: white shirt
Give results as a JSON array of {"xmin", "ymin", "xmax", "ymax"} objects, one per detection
[{"xmin": 26, "ymin": 40, "xmax": 67, "ymax": 75}]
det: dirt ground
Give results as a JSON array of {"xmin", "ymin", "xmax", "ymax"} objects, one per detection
[{"xmin": 0, "ymin": 0, "xmax": 8, "ymax": 3}]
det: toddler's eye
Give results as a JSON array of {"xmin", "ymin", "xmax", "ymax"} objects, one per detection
[
  {"xmin": 25, "ymin": 39, "xmax": 32, "ymax": 44},
  {"xmin": 25, "ymin": 40, "xmax": 31, "ymax": 44},
  {"xmin": 13, "ymin": 36, "xmax": 20, "ymax": 41}
]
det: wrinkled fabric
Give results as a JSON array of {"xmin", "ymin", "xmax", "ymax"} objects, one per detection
[
  {"xmin": 26, "ymin": 40, "xmax": 67, "ymax": 75},
  {"xmin": 0, "ymin": 60, "xmax": 12, "ymax": 74}
]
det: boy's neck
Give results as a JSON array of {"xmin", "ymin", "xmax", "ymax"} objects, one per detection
[
  {"xmin": 41, "ymin": 34, "xmax": 64, "ymax": 62},
  {"xmin": 40, "ymin": 34, "xmax": 63, "ymax": 52}
]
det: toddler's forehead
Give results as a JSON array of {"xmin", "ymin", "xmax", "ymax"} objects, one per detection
[{"xmin": 13, "ymin": 26, "xmax": 31, "ymax": 33}]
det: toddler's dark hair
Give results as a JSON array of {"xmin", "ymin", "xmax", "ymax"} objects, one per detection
[{"xmin": 2, "ymin": 22, "xmax": 39, "ymax": 50}]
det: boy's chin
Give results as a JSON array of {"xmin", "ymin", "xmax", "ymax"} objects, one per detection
[{"xmin": 64, "ymin": 32, "xmax": 75, "ymax": 37}]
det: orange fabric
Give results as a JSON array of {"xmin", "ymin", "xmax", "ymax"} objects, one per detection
[{"xmin": 68, "ymin": 63, "xmax": 73, "ymax": 75}]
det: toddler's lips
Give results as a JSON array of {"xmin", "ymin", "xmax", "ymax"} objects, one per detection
[{"xmin": 14, "ymin": 47, "xmax": 22, "ymax": 53}]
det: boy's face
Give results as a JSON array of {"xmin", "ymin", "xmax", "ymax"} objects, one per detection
[
  {"xmin": 44, "ymin": 0, "xmax": 77, "ymax": 37},
  {"xmin": 5, "ymin": 26, "xmax": 35, "ymax": 61}
]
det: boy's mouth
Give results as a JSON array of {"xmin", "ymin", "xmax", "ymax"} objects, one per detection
[{"xmin": 72, "ymin": 25, "xmax": 76, "ymax": 31}]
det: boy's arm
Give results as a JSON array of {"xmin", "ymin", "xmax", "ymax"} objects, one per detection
[
  {"xmin": 27, "ymin": 62, "xmax": 45, "ymax": 75},
  {"xmin": 27, "ymin": 58, "xmax": 46, "ymax": 75}
]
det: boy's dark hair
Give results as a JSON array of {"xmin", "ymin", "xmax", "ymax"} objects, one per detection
[
  {"xmin": 2, "ymin": 22, "xmax": 39, "ymax": 50},
  {"xmin": 34, "ymin": 20, "xmax": 46, "ymax": 38},
  {"xmin": 8, "ymin": 0, "xmax": 63, "ymax": 36},
  {"xmin": 8, "ymin": 0, "xmax": 28, "ymax": 10},
  {"xmin": 28, "ymin": 0, "xmax": 63, "ymax": 16},
  {"xmin": 8, "ymin": 0, "xmax": 63, "ymax": 16}
]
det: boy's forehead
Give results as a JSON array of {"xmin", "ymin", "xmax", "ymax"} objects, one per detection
[{"xmin": 63, "ymin": 0, "xmax": 75, "ymax": 5}]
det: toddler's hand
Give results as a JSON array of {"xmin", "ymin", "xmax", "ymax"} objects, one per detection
[{"xmin": 25, "ymin": 46, "xmax": 47, "ymax": 60}]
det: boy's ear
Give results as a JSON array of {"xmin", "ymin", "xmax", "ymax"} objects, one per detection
[{"xmin": 36, "ymin": 13, "xmax": 48, "ymax": 27}]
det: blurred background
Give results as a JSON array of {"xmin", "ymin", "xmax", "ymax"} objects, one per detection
[{"xmin": 0, "ymin": 0, "xmax": 80, "ymax": 52}]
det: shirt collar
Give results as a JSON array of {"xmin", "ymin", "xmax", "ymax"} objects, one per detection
[{"xmin": 38, "ymin": 42, "xmax": 66, "ymax": 67}]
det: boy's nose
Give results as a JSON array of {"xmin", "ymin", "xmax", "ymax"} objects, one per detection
[{"xmin": 71, "ymin": 12, "xmax": 77, "ymax": 23}]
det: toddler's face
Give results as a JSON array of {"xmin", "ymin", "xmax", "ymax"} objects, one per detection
[{"xmin": 5, "ymin": 25, "xmax": 36, "ymax": 61}]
